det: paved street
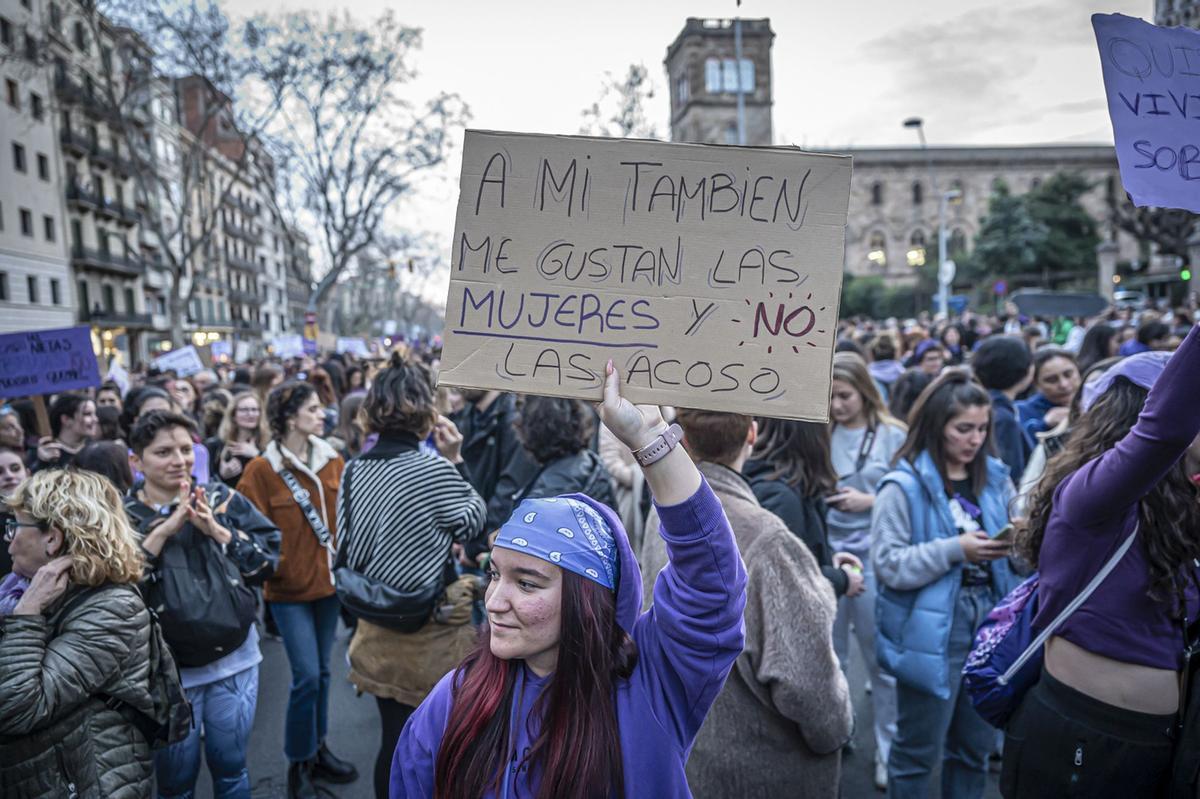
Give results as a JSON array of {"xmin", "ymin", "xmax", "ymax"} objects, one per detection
[{"xmin": 194, "ymin": 620, "xmax": 1002, "ymax": 799}]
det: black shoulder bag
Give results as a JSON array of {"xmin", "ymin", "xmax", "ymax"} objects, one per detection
[
  {"xmin": 1168, "ymin": 567, "xmax": 1200, "ymax": 797},
  {"xmin": 288, "ymin": 462, "xmax": 447, "ymax": 633}
]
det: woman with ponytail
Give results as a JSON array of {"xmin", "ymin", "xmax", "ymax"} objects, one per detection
[{"xmin": 390, "ymin": 361, "xmax": 748, "ymax": 799}]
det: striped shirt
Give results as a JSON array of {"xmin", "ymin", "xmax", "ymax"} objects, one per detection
[{"xmin": 336, "ymin": 434, "xmax": 485, "ymax": 592}]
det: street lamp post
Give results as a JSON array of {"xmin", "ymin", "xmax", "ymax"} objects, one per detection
[{"xmin": 903, "ymin": 116, "xmax": 953, "ymax": 318}]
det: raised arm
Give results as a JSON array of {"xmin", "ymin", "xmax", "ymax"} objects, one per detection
[
  {"xmin": 1059, "ymin": 325, "xmax": 1200, "ymax": 526},
  {"xmin": 598, "ymin": 360, "xmax": 747, "ymax": 745}
]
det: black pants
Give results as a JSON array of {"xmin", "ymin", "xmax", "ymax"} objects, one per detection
[
  {"xmin": 375, "ymin": 697, "xmax": 416, "ymax": 799},
  {"xmin": 1001, "ymin": 671, "xmax": 1175, "ymax": 798}
]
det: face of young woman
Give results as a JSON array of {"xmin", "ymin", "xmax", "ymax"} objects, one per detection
[
  {"xmin": 0, "ymin": 414, "xmax": 23, "ymax": 448},
  {"xmin": 942, "ymin": 404, "xmax": 990, "ymax": 470},
  {"xmin": 171, "ymin": 382, "xmax": 196, "ymax": 411},
  {"xmin": 234, "ymin": 397, "xmax": 261, "ymax": 432},
  {"xmin": 0, "ymin": 449, "xmax": 28, "ymax": 498},
  {"xmin": 919, "ymin": 348, "xmax": 945, "ymax": 375},
  {"xmin": 1036, "ymin": 356, "xmax": 1080, "ymax": 407},
  {"xmin": 133, "ymin": 426, "xmax": 195, "ymax": 491},
  {"xmin": 96, "ymin": 389, "xmax": 121, "ymax": 410},
  {"xmin": 292, "ymin": 394, "xmax": 326, "ymax": 437},
  {"xmin": 830, "ymin": 379, "xmax": 865, "ymax": 426},
  {"xmin": 485, "ymin": 546, "xmax": 563, "ymax": 677}
]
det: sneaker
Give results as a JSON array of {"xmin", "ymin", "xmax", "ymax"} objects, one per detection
[{"xmin": 874, "ymin": 751, "xmax": 888, "ymax": 791}]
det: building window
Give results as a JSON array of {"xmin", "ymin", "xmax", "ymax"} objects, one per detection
[
  {"xmin": 49, "ymin": 4, "xmax": 61, "ymax": 32},
  {"xmin": 124, "ymin": 287, "xmax": 135, "ymax": 313},
  {"xmin": 19, "ymin": 0, "xmax": 29, "ymax": 10},
  {"xmin": 949, "ymin": 228, "xmax": 968, "ymax": 256},
  {"xmin": 23, "ymin": 32, "xmax": 35, "ymax": 60},
  {"xmin": 30, "ymin": 92, "xmax": 42, "ymax": 120},
  {"xmin": 26, "ymin": 275, "xmax": 38, "ymax": 304},
  {"xmin": 18, "ymin": 207, "xmax": 32, "ymax": 237},
  {"xmin": 871, "ymin": 181, "xmax": 884, "ymax": 206},
  {"xmin": 0, "ymin": 17, "xmax": 10, "ymax": 48},
  {"xmin": 12, "ymin": 142, "xmax": 25, "ymax": 172},
  {"xmin": 78, "ymin": 280, "xmax": 88, "ymax": 312},
  {"xmin": 43, "ymin": 214, "xmax": 54, "ymax": 241},
  {"xmin": 868, "ymin": 231, "xmax": 888, "ymax": 268},
  {"xmin": 704, "ymin": 57, "xmax": 754, "ymax": 93},
  {"xmin": 0, "ymin": 272, "xmax": 7, "ymax": 301},
  {"xmin": 907, "ymin": 230, "xmax": 927, "ymax": 267},
  {"xmin": 675, "ymin": 74, "xmax": 689, "ymax": 104},
  {"xmin": 5, "ymin": 79, "xmax": 17, "ymax": 108},
  {"xmin": 1030, "ymin": 176, "xmax": 1042, "ymax": 190},
  {"xmin": 37, "ymin": 152, "xmax": 48, "ymax": 180},
  {"xmin": 912, "ymin": 181, "xmax": 923, "ymax": 205},
  {"xmin": 71, "ymin": 219, "xmax": 82, "ymax": 249},
  {"xmin": 102, "ymin": 285, "xmax": 115, "ymax": 312},
  {"xmin": 73, "ymin": 22, "xmax": 86, "ymax": 52},
  {"xmin": 50, "ymin": 278, "xmax": 60, "ymax": 305}
]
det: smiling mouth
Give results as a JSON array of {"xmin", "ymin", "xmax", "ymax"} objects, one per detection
[{"xmin": 490, "ymin": 620, "xmax": 519, "ymax": 630}]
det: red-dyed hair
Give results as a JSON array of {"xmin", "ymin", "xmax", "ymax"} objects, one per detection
[{"xmin": 434, "ymin": 570, "xmax": 638, "ymax": 799}]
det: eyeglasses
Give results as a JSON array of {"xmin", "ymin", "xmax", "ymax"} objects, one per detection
[
  {"xmin": 3, "ymin": 517, "xmax": 47, "ymax": 543},
  {"xmin": 235, "ymin": 407, "xmax": 260, "ymax": 415}
]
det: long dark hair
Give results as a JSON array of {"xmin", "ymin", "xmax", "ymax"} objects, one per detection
[
  {"xmin": 1018, "ymin": 377, "xmax": 1200, "ymax": 616},
  {"xmin": 752, "ymin": 418, "xmax": 838, "ymax": 498},
  {"xmin": 1076, "ymin": 325, "xmax": 1118, "ymax": 373},
  {"xmin": 434, "ymin": 570, "xmax": 637, "ymax": 799},
  {"xmin": 893, "ymin": 370, "xmax": 993, "ymax": 495}
]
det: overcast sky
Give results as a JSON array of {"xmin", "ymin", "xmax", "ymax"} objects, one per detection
[{"xmin": 227, "ymin": 0, "xmax": 1151, "ymax": 297}]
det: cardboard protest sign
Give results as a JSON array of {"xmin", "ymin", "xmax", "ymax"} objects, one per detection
[
  {"xmin": 336, "ymin": 337, "xmax": 370, "ymax": 357},
  {"xmin": 0, "ymin": 326, "xmax": 101, "ymax": 399},
  {"xmin": 1093, "ymin": 14, "xmax": 1200, "ymax": 213},
  {"xmin": 153, "ymin": 345, "xmax": 205, "ymax": 378},
  {"xmin": 273, "ymin": 335, "xmax": 306, "ymax": 359},
  {"xmin": 437, "ymin": 130, "xmax": 852, "ymax": 421}
]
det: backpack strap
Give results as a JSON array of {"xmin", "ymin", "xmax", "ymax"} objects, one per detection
[
  {"xmin": 279, "ymin": 467, "xmax": 332, "ymax": 549},
  {"xmin": 999, "ymin": 522, "xmax": 1139, "ymax": 685}
]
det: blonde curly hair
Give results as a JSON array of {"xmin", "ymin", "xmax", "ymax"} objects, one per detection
[{"xmin": 7, "ymin": 469, "xmax": 143, "ymax": 586}]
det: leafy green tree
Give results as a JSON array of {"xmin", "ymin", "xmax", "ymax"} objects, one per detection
[
  {"xmin": 1026, "ymin": 173, "xmax": 1100, "ymax": 281},
  {"xmin": 963, "ymin": 181, "xmax": 1047, "ymax": 281}
]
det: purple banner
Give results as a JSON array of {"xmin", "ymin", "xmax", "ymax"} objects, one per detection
[
  {"xmin": 1093, "ymin": 14, "xmax": 1200, "ymax": 213},
  {"xmin": 0, "ymin": 325, "xmax": 101, "ymax": 399}
]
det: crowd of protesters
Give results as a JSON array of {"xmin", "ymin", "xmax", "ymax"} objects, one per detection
[{"xmin": 0, "ymin": 294, "xmax": 1198, "ymax": 799}]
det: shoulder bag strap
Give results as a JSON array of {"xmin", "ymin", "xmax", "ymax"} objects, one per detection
[
  {"xmin": 999, "ymin": 521, "xmax": 1139, "ymax": 685},
  {"xmin": 278, "ymin": 468, "xmax": 332, "ymax": 549},
  {"xmin": 334, "ymin": 461, "xmax": 353, "ymax": 571}
]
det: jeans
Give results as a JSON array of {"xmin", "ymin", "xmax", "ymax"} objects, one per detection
[
  {"xmin": 270, "ymin": 594, "xmax": 340, "ymax": 763},
  {"xmin": 888, "ymin": 584, "xmax": 996, "ymax": 799},
  {"xmin": 155, "ymin": 665, "xmax": 258, "ymax": 799},
  {"xmin": 831, "ymin": 542, "xmax": 897, "ymax": 765}
]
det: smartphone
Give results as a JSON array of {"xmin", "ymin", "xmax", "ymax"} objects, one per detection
[{"xmin": 993, "ymin": 524, "xmax": 1015, "ymax": 542}]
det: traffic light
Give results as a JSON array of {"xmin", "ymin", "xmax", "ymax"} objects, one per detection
[{"xmin": 1183, "ymin": 268, "xmax": 1193, "ymax": 282}]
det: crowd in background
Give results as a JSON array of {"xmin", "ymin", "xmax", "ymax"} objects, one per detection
[{"xmin": 1, "ymin": 294, "xmax": 1198, "ymax": 799}]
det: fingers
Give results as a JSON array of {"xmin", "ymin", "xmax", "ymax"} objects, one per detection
[{"xmin": 601, "ymin": 359, "xmax": 619, "ymax": 409}]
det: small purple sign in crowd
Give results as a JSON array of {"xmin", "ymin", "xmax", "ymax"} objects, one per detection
[{"xmin": 0, "ymin": 325, "xmax": 102, "ymax": 399}]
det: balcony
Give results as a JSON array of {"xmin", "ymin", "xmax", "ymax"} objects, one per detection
[
  {"xmin": 54, "ymin": 74, "xmax": 84, "ymax": 104},
  {"xmin": 226, "ymin": 252, "xmax": 259, "ymax": 273},
  {"xmin": 59, "ymin": 128, "xmax": 90, "ymax": 158},
  {"xmin": 223, "ymin": 194, "xmax": 260, "ymax": 217},
  {"xmin": 223, "ymin": 221, "xmax": 262, "ymax": 246},
  {"xmin": 106, "ymin": 199, "xmax": 142, "ymax": 228},
  {"xmin": 79, "ymin": 307, "xmax": 154, "ymax": 329},
  {"xmin": 234, "ymin": 319, "xmax": 255, "ymax": 331},
  {"xmin": 229, "ymin": 287, "xmax": 259, "ymax": 304},
  {"xmin": 71, "ymin": 246, "xmax": 145, "ymax": 278},
  {"xmin": 66, "ymin": 182, "xmax": 101, "ymax": 213},
  {"xmin": 81, "ymin": 90, "xmax": 117, "ymax": 122}
]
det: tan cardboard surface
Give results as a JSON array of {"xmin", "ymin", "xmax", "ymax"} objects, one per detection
[{"xmin": 438, "ymin": 130, "xmax": 852, "ymax": 422}]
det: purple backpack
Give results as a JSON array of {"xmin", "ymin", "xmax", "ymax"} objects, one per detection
[{"xmin": 963, "ymin": 527, "xmax": 1137, "ymax": 728}]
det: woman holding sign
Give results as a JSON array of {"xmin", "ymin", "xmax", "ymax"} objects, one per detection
[
  {"xmin": 871, "ymin": 371, "xmax": 1019, "ymax": 799},
  {"xmin": 389, "ymin": 361, "xmax": 748, "ymax": 799}
]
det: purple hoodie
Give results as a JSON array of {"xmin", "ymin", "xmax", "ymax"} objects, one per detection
[{"xmin": 389, "ymin": 477, "xmax": 748, "ymax": 798}]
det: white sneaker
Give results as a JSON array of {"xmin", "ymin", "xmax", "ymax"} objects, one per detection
[{"xmin": 874, "ymin": 752, "xmax": 888, "ymax": 791}]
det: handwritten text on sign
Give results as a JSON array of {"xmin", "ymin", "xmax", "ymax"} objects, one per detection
[
  {"xmin": 437, "ymin": 131, "xmax": 851, "ymax": 421},
  {"xmin": 1093, "ymin": 14, "xmax": 1200, "ymax": 213},
  {"xmin": 0, "ymin": 325, "xmax": 101, "ymax": 399}
]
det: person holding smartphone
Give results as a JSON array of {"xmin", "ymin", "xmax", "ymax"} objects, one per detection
[{"xmin": 872, "ymin": 370, "xmax": 1018, "ymax": 798}]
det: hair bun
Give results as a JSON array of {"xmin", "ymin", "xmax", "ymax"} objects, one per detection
[{"xmin": 388, "ymin": 351, "xmax": 405, "ymax": 369}]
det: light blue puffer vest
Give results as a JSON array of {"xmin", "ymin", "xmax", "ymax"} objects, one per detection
[{"xmin": 875, "ymin": 450, "xmax": 1018, "ymax": 699}]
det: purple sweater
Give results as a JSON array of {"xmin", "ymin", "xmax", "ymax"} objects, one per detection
[
  {"xmin": 389, "ymin": 477, "xmax": 748, "ymax": 798},
  {"xmin": 1037, "ymin": 324, "xmax": 1200, "ymax": 669}
]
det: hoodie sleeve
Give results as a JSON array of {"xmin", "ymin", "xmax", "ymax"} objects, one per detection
[
  {"xmin": 871, "ymin": 481, "xmax": 963, "ymax": 591},
  {"xmin": 389, "ymin": 670, "xmax": 456, "ymax": 799},
  {"xmin": 634, "ymin": 477, "xmax": 748, "ymax": 748}
]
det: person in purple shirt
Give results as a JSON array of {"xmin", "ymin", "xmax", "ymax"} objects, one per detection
[
  {"xmin": 1008, "ymin": 325, "xmax": 1200, "ymax": 797},
  {"xmin": 389, "ymin": 360, "xmax": 748, "ymax": 799}
]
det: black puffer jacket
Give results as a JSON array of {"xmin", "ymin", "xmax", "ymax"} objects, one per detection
[
  {"xmin": 513, "ymin": 449, "xmax": 617, "ymax": 512},
  {"xmin": 0, "ymin": 584, "xmax": 154, "ymax": 798},
  {"xmin": 450, "ymin": 393, "xmax": 532, "ymax": 506}
]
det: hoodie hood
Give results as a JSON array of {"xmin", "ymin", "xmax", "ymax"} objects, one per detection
[
  {"xmin": 870, "ymin": 359, "xmax": 905, "ymax": 384},
  {"xmin": 560, "ymin": 492, "xmax": 643, "ymax": 634}
]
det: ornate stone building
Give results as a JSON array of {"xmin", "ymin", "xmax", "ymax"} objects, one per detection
[
  {"xmin": 664, "ymin": 18, "xmax": 773, "ymax": 146},
  {"xmin": 816, "ymin": 145, "xmax": 1142, "ymax": 288}
]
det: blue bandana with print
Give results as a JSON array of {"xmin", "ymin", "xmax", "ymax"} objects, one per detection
[{"xmin": 493, "ymin": 496, "xmax": 619, "ymax": 591}]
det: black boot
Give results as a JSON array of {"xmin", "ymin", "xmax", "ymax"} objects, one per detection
[
  {"xmin": 312, "ymin": 741, "xmax": 359, "ymax": 784},
  {"xmin": 288, "ymin": 759, "xmax": 319, "ymax": 799}
]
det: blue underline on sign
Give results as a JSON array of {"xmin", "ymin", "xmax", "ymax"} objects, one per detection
[{"xmin": 450, "ymin": 330, "xmax": 659, "ymax": 349}]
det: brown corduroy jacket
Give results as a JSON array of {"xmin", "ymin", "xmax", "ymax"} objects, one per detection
[{"xmin": 239, "ymin": 437, "xmax": 343, "ymax": 603}]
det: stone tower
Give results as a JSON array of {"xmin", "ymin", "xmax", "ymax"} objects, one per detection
[{"xmin": 664, "ymin": 18, "xmax": 774, "ymax": 146}]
